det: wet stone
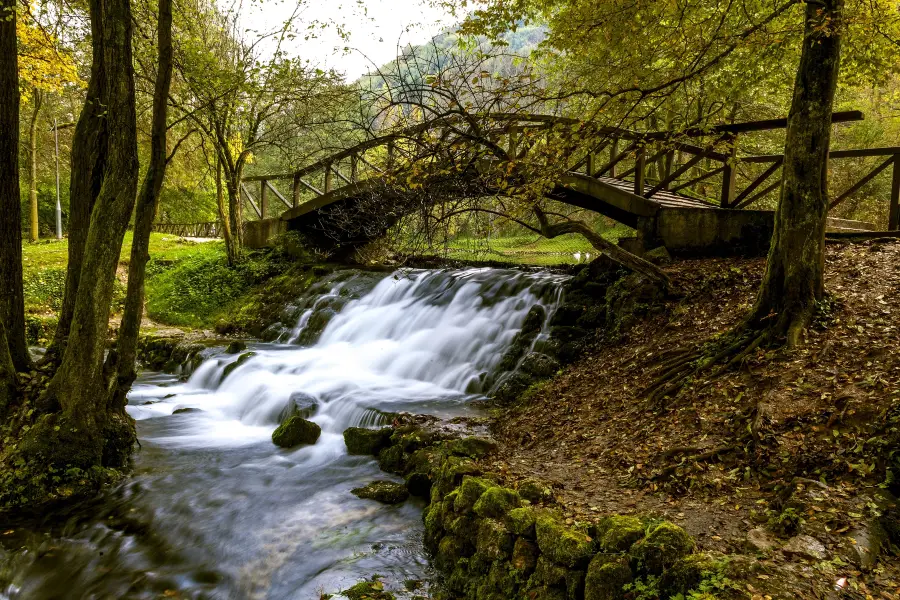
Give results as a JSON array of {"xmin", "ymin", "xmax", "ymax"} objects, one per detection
[{"xmin": 351, "ymin": 481, "xmax": 410, "ymax": 505}]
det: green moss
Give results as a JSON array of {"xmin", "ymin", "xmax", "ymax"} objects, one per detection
[
  {"xmin": 342, "ymin": 578, "xmax": 395, "ymax": 600},
  {"xmin": 223, "ymin": 351, "xmax": 256, "ymax": 379},
  {"xmin": 535, "ymin": 513, "xmax": 595, "ymax": 568},
  {"xmin": 271, "ymin": 415, "xmax": 321, "ymax": 448},
  {"xmin": 454, "ymin": 476, "xmax": 492, "ymax": 513},
  {"xmin": 658, "ymin": 553, "xmax": 727, "ymax": 598},
  {"xmin": 474, "ymin": 518, "xmax": 514, "ymax": 564},
  {"xmin": 343, "ymin": 427, "xmax": 393, "ymax": 455},
  {"xmin": 511, "ymin": 538, "xmax": 540, "ymax": 576},
  {"xmin": 350, "ymin": 481, "xmax": 409, "ymax": 504},
  {"xmin": 447, "ymin": 515, "xmax": 479, "ymax": 544},
  {"xmin": 595, "ymin": 515, "xmax": 645, "ymax": 552},
  {"xmin": 506, "ymin": 506, "xmax": 537, "ymax": 537},
  {"xmin": 518, "ymin": 477, "xmax": 554, "ymax": 504},
  {"xmin": 377, "ymin": 444, "xmax": 407, "ymax": 474},
  {"xmin": 473, "ymin": 486, "xmax": 521, "ymax": 519},
  {"xmin": 528, "ymin": 557, "xmax": 584, "ymax": 600},
  {"xmin": 584, "ymin": 555, "xmax": 633, "ymax": 600},
  {"xmin": 423, "ymin": 503, "xmax": 444, "ymax": 552},
  {"xmin": 436, "ymin": 535, "xmax": 472, "ymax": 572},
  {"xmin": 629, "ymin": 521, "xmax": 695, "ymax": 575},
  {"xmin": 448, "ymin": 436, "xmax": 498, "ymax": 458}
]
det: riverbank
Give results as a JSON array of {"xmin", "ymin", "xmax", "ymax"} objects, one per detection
[{"xmin": 476, "ymin": 239, "xmax": 900, "ymax": 598}]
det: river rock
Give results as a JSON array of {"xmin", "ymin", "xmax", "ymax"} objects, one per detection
[
  {"xmin": 520, "ymin": 353, "xmax": 560, "ymax": 378},
  {"xmin": 343, "ymin": 426, "xmax": 393, "ymax": 455},
  {"xmin": 351, "ymin": 481, "xmax": 409, "ymax": 504},
  {"xmin": 279, "ymin": 392, "xmax": 319, "ymax": 421},
  {"xmin": 271, "ymin": 415, "xmax": 321, "ymax": 448},
  {"xmin": 222, "ymin": 351, "xmax": 256, "ymax": 379},
  {"xmin": 172, "ymin": 407, "xmax": 202, "ymax": 415},
  {"xmin": 847, "ymin": 521, "xmax": 888, "ymax": 570},
  {"xmin": 745, "ymin": 527, "xmax": 778, "ymax": 553},
  {"xmin": 225, "ymin": 340, "xmax": 247, "ymax": 354},
  {"xmin": 781, "ymin": 534, "xmax": 826, "ymax": 561}
]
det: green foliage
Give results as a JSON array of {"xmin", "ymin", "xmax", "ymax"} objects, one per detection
[{"xmin": 767, "ymin": 507, "xmax": 804, "ymax": 536}]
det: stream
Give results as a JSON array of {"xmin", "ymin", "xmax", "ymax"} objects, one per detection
[{"xmin": 0, "ymin": 268, "xmax": 563, "ymax": 599}]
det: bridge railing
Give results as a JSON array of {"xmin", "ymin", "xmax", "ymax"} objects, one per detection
[
  {"xmin": 241, "ymin": 110, "xmax": 900, "ymax": 231},
  {"xmin": 152, "ymin": 221, "xmax": 223, "ymax": 238}
]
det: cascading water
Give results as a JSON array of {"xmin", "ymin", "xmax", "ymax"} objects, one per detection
[{"xmin": 0, "ymin": 268, "xmax": 563, "ymax": 600}]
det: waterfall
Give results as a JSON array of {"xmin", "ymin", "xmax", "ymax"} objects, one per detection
[{"xmin": 127, "ymin": 268, "xmax": 563, "ymax": 446}]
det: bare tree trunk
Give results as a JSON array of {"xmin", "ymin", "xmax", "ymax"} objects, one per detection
[
  {"xmin": 215, "ymin": 158, "xmax": 235, "ymax": 263},
  {"xmin": 28, "ymin": 89, "xmax": 43, "ymax": 243},
  {"xmin": 45, "ymin": 3, "xmax": 108, "ymax": 364},
  {"xmin": 745, "ymin": 0, "xmax": 844, "ymax": 347},
  {"xmin": 30, "ymin": 0, "xmax": 139, "ymax": 471},
  {"xmin": 225, "ymin": 175, "xmax": 244, "ymax": 264},
  {"xmin": 0, "ymin": 0, "xmax": 30, "ymax": 373},
  {"xmin": 110, "ymin": 0, "xmax": 173, "ymax": 410}
]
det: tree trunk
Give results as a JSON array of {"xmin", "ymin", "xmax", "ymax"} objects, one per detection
[
  {"xmin": 745, "ymin": 0, "xmax": 844, "ymax": 347},
  {"xmin": 34, "ymin": 0, "xmax": 139, "ymax": 470},
  {"xmin": 45, "ymin": 2, "xmax": 108, "ymax": 364},
  {"xmin": 0, "ymin": 0, "xmax": 30, "ymax": 373},
  {"xmin": 28, "ymin": 88, "xmax": 43, "ymax": 242},
  {"xmin": 216, "ymin": 157, "xmax": 235, "ymax": 262},
  {"xmin": 110, "ymin": 0, "xmax": 173, "ymax": 410},
  {"xmin": 0, "ymin": 320, "xmax": 17, "ymax": 423},
  {"xmin": 225, "ymin": 175, "xmax": 244, "ymax": 264}
]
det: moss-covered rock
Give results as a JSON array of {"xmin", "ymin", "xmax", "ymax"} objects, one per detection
[
  {"xmin": 584, "ymin": 554, "xmax": 633, "ymax": 600},
  {"xmin": 658, "ymin": 553, "xmax": 724, "ymax": 597},
  {"xmin": 271, "ymin": 415, "xmax": 321, "ymax": 448},
  {"xmin": 528, "ymin": 557, "xmax": 584, "ymax": 599},
  {"xmin": 351, "ymin": 481, "xmax": 409, "ymax": 504},
  {"xmin": 518, "ymin": 478, "xmax": 554, "ymax": 504},
  {"xmin": 225, "ymin": 340, "xmax": 247, "ymax": 354},
  {"xmin": 473, "ymin": 486, "xmax": 521, "ymax": 519},
  {"xmin": 630, "ymin": 521, "xmax": 695, "ymax": 575},
  {"xmin": 474, "ymin": 518, "xmax": 515, "ymax": 564},
  {"xmin": 222, "ymin": 351, "xmax": 256, "ymax": 379},
  {"xmin": 377, "ymin": 444, "xmax": 407, "ymax": 474},
  {"xmin": 506, "ymin": 506, "xmax": 537, "ymax": 538},
  {"xmin": 447, "ymin": 515, "xmax": 479, "ymax": 545},
  {"xmin": 594, "ymin": 515, "xmax": 645, "ymax": 552},
  {"xmin": 343, "ymin": 426, "xmax": 393, "ymax": 455},
  {"xmin": 511, "ymin": 538, "xmax": 540, "ymax": 576},
  {"xmin": 423, "ymin": 502, "xmax": 444, "ymax": 552},
  {"xmin": 536, "ymin": 513, "xmax": 595, "ymax": 568},
  {"xmin": 448, "ymin": 436, "xmax": 498, "ymax": 458},
  {"xmin": 436, "ymin": 535, "xmax": 472, "ymax": 572},
  {"xmin": 454, "ymin": 476, "xmax": 493, "ymax": 514},
  {"xmin": 342, "ymin": 579, "xmax": 395, "ymax": 600}
]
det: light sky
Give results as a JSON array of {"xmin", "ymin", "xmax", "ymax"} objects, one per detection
[{"xmin": 241, "ymin": 0, "xmax": 460, "ymax": 81}]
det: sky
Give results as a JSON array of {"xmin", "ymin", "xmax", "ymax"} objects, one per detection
[{"xmin": 242, "ymin": 0, "xmax": 460, "ymax": 81}]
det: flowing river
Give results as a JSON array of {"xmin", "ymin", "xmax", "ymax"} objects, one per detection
[{"xmin": 0, "ymin": 268, "xmax": 563, "ymax": 599}]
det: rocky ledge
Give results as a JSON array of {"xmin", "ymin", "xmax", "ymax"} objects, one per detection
[{"xmin": 340, "ymin": 416, "xmax": 731, "ymax": 600}]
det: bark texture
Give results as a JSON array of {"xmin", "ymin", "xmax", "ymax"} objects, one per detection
[
  {"xmin": 745, "ymin": 0, "xmax": 844, "ymax": 346},
  {"xmin": 0, "ymin": 0, "xmax": 30, "ymax": 372},
  {"xmin": 33, "ymin": 0, "xmax": 139, "ymax": 469},
  {"xmin": 111, "ymin": 0, "xmax": 173, "ymax": 410},
  {"xmin": 46, "ymin": 3, "xmax": 108, "ymax": 363}
]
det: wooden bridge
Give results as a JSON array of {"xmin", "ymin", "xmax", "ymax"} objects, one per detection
[{"xmin": 180, "ymin": 111, "xmax": 900, "ymax": 255}]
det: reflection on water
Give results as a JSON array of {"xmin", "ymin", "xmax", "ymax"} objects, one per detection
[{"xmin": 0, "ymin": 269, "xmax": 563, "ymax": 599}]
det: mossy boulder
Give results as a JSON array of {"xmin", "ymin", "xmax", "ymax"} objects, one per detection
[
  {"xmin": 518, "ymin": 478, "xmax": 554, "ymax": 504},
  {"xmin": 521, "ymin": 353, "xmax": 560, "ymax": 377},
  {"xmin": 343, "ymin": 426, "xmax": 393, "ymax": 455},
  {"xmin": 449, "ymin": 436, "xmax": 498, "ymax": 458},
  {"xmin": 584, "ymin": 554, "xmax": 633, "ymax": 600},
  {"xmin": 447, "ymin": 515, "xmax": 480, "ymax": 545},
  {"xmin": 342, "ymin": 579, "xmax": 395, "ymax": 600},
  {"xmin": 506, "ymin": 506, "xmax": 537, "ymax": 538},
  {"xmin": 474, "ymin": 518, "xmax": 515, "ymax": 564},
  {"xmin": 473, "ymin": 486, "xmax": 521, "ymax": 519},
  {"xmin": 658, "ymin": 553, "xmax": 725, "ymax": 597},
  {"xmin": 529, "ymin": 556, "xmax": 585, "ymax": 599},
  {"xmin": 629, "ymin": 521, "xmax": 695, "ymax": 575},
  {"xmin": 423, "ymin": 502, "xmax": 444, "ymax": 552},
  {"xmin": 455, "ymin": 476, "xmax": 493, "ymax": 514},
  {"xmin": 436, "ymin": 535, "xmax": 472, "ymax": 572},
  {"xmin": 377, "ymin": 444, "xmax": 407, "ymax": 474},
  {"xmin": 225, "ymin": 340, "xmax": 247, "ymax": 354},
  {"xmin": 351, "ymin": 481, "xmax": 410, "ymax": 504},
  {"xmin": 594, "ymin": 515, "xmax": 645, "ymax": 552},
  {"xmin": 536, "ymin": 513, "xmax": 595, "ymax": 568},
  {"xmin": 222, "ymin": 351, "xmax": 256, "ymax": 379},
  {"xmin": 271, "ymin": 416, "xmax": 321, "ymax": 448},
  {"xmin": 511, "ymin": 538, "xmax": 540, "ymax": 576}
]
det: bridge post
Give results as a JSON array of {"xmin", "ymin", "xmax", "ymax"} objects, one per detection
[
  {"xmin": 350, "ymin": 154, "xmax": 359, "ymax": 183},
  {"xmin": 610, "ymin": 140, "xmax": 619, "ymax": 178},
  {"xmin": 890, "ymin": 155, "xmax": 900, "ymax": 230},
  {"xmin": 292, "ymin": 173, "xmax": 301, "ymax": 208},
  {"xmin": 720, "ymin": 136, "xmax": 738, "ymax": 207},
  {"xmin": 634, "ymin": 146, "xmax": 645, "ymax": 196},
  {"xmin": 260, "ymin": 180, "xmax": 268, "ymax": 218},
  {"xmin": 324, "ymin": 163, "xmax": 333, "ymax": 193},
  {"xmin": 586, "ymin": 152, "xmax": 595, "ymax": 177}
]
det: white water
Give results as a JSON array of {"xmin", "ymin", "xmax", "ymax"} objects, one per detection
[
  {"xmin": 1, "ymin": 268, "xmax": 564, "ymax": 599},
  {"xmin": 128, "ymin": 268, "xmax": 562, "ymax": 449}
]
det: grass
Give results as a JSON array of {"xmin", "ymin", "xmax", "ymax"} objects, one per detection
[{"xmin": 21, "ymin": 232, "xmax": 270, "ymax": 332}]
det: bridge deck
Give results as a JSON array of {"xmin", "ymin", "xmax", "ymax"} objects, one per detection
[{"xmin": 595, "ymin": 176, "xmax": 718, "ymax": 210}]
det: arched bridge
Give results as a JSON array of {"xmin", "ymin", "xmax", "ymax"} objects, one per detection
[{"xmin": 235, "ymin": 111, "xmax": 900, "ymax": 257}]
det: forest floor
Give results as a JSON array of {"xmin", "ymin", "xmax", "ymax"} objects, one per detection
[{"xmin": 485, "ymin": 239, "xmax": 900, "ymax": 599}]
